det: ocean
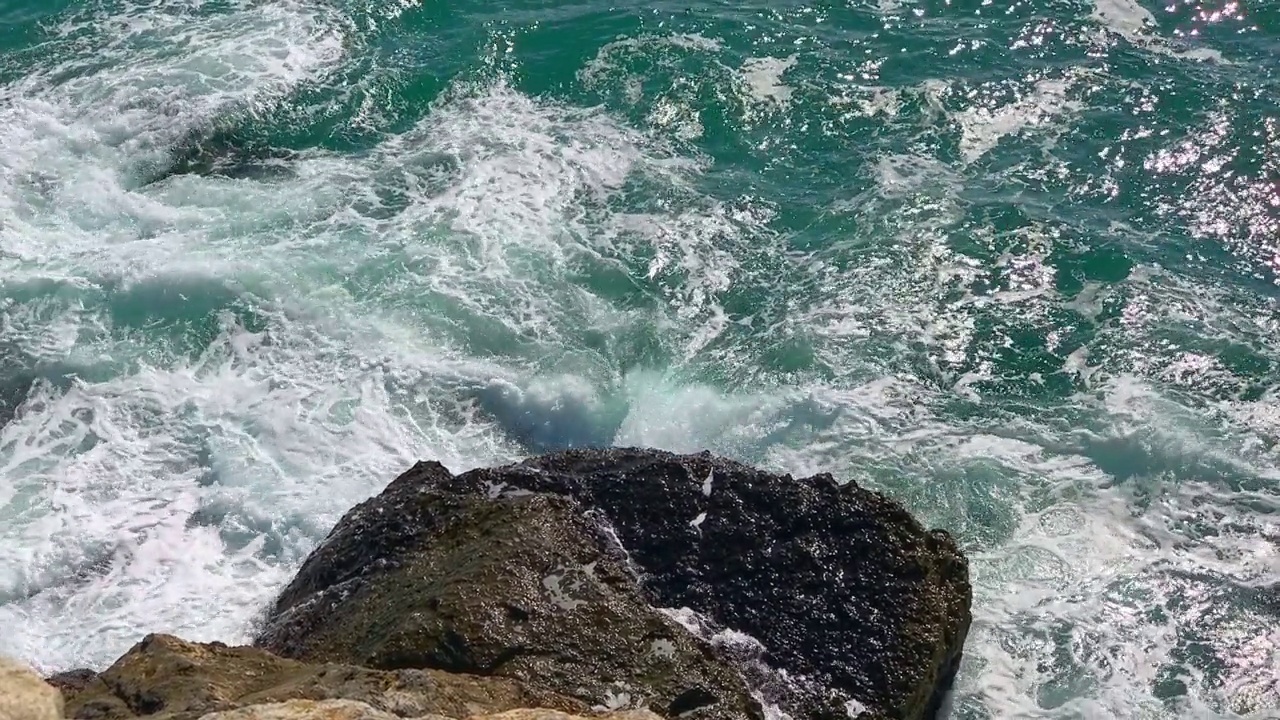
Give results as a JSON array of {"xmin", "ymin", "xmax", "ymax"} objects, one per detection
[{"xmin": 0, "ymin": 0, "xmax": 1277, "ymax": 717}]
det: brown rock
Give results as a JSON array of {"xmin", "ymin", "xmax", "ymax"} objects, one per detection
[
  {"xmin": 189, "ymin": 700, "xmax": 394, "ymax": 720},
  {"xmin": 188, "ymin": 700, "xmax": 660, "ymax": 720},
  {"xmin": 60, "ymin": 635, "xmax": 581, "ymax": 720},
  {"xmin": 254, "ymin": 469, "xmax": 763, "ymax": 720},
  {"xmin": 1, "ymin": 656, "xmax": 65, "ymax": 720},
  {"xmin": 255, "ymin": 449, "xmax": 971, "ymax": 719}
]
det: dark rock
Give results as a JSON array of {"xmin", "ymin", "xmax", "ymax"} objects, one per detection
[
  {"xmin": 457, "ymin": 449, "xmax": 972, "ymax": 720},
  {"xmin": 256, "ymin": 449, "xmax": 970, "ymax": 720},
  {"xmin": 45, "ymin": 668, "xmax": 99, "ymax": 694},
  {"xmin": 142, "ymin": 125, "xmax": 300, "ymax": 186},
  {"xmin": 255, "ymin": 461, "xmax": 763, "ymax": 720}
]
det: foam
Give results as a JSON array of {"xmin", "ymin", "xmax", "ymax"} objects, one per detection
[
  {"xmin": 1090, "ymin": 0, "xmax": 1229, "ymax": 63},
  {"xmin": 954, "ymin": 77, "xmax": 1081, "ymax": 163},
  {"xmin": 579, "ymin": 32, "xmax": 803, "ymax": 134},
  {"xmin": 740, "ymin": 56, "xmax": 799, "ymax": 107},
  {"xmin": 758, "ymin": 373, "xmax": 1280, "ymax": 717},
  {"xmin": 2, "ymin": 4, "xmax": 1277, "ymax": 717},
  {"xmin": 0, "ymin": 6, "xmax": 765, "ymax": 671},
  {"xmin": 577, "ymin": 32, "xmax": 726, "ymax": 99},
  {"xmin": 762, "ymin": 129, "xmax": 1280, "ymax": 716}
]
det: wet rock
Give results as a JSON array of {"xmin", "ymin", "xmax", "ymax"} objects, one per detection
[
  {"xmin": 46, "ymin": 668, "xmax": 100, "ymax": 694},
  {"xmin": 255, "ymin": 463, "xmax": 762, "ymax": 720},
  {"xmin": 257, "ymin": 449, "xmax": 970, "ymax": 719},
  {"xmin": 468, "ymin": 449, "xmax": 971, "ymax": 720},
  {"xmin": 59, "ymin": 634, "xmax": 581, "ymax": 720},
  {"xmin": 143, "ymin": 126, "xmax": 299, "ymax": 186},
  {"xmin": 1, "ymin": 655, "xmax": 65, "ymax": 720}
]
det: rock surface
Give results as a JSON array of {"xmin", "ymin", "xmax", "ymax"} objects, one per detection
[
  {"xmin": 192, "ymin": 700, "xmax": 400, "ymax": 720},
  {"xmin": 255, "ymin": 448, "xmax": 971, "ymax": 720},
  {"xmin": 1, "ymin": 656, "xmax": 65, "ymax": 720},
  {"xmin": 194, "ymin": 700, "xmax": 660, "ymax": 720},
  {"xmin": 59, "ymin": 635, "xmax": 582, "ymax": 720},
  {"xmin": 254, "ymin": 462, "xmax": 761, "ymax": 720},
  {"xmin": 475, "ymin": 713, "xmax": 659, "ymax": 720},
  {"xmin": 462, "ymin": 449, "xmax": 972, "ymax": 720}
]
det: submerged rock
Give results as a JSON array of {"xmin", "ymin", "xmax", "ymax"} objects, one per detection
[
  {"xmin": 255, "ymin": 449, "xmax": 971, "ymax": 719},
  {"xmin": 59, "ymin": 634, "xmax": 581, "ymax": 720},
  {"xmin": 141, "ymin": 125, "xmax": 300, "ymax": 186},
  {"xmin": 254, "ymin": 462, "xmax": 762, "ymax": 720}
]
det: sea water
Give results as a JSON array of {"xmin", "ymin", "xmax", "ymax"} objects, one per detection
[{"xmin": 1, "ymin": 0, "xmax": 1277, "ymax": 717}]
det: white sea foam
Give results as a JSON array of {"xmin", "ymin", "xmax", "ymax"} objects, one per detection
[
  {"xmin": 740, "ymin": 56, "xmax": 799, "ymax": 107},
  {"xmin": 1091, "ymin": 0, "xmax": 1229, "ymax": 63},
  {"xmin": 1, "ymin": 2, "xmax": 1276, "ymax": 717},
  {"xmin": 0, "ymin": 2, "xmax": 769, "ymax": 671},
  {"xmin": 765, "ymin": 116, "xmax": 1280, "ymax": 715},
  {"xmin": 954, "ymin": 77, "xmax": 1080, "ymax": 163}
]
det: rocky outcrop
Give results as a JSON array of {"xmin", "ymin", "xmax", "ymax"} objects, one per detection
[
  {"xmin": 59, "ymin": 635, "xmax": 583, "ymax": 720},
  {"xmin": 255, "ymin": 449, "xmax": 971, "ymax": 720},
  {"xmin": 2, "ymin": 656, "xmax": 65, "ymax": 720},
  {"xmin": 39, "ymin": 448, "xmax": 968, "ymax": 720},
  {"xmin": 253, "ymin": 461, "xmax": 762, "ymax": 720},
  {"xmin": 49, "ymin": 637, "xmax": 666, "ymax": 720}
]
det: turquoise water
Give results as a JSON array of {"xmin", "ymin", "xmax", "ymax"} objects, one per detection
[{"xmin": 1, "ymin": 0, "xmax": 1277, "ymax": 716}]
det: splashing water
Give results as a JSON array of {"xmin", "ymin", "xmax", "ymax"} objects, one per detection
[{"xmin": 1, "ymin": 0, "xmax": 1278, "ymax": 718}]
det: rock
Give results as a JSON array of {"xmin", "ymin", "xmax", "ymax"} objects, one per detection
[
  {"xmin": 46, "ymin": 669, "xmax": 99, "ymax": 695},
  {"xmin": 468, "ymin": 707, "xmax": 660, "ymax": 712},
  {"xmin": 191, "ymin": 700, "xmax": 396, "ymax": 720},
  {"xmin": 142, "ymin": 126, "xmax": 300, "ymax": 186},
  {"xmin": 190, "ymin": 700, "xmax": 660, "ymax": 720},
  {"xmin": 255, "ymin": 462, "xmax": 762, "ymax": 720},
  {"xmin": 258, "ymin": 449, "xmax": 970, "ymax": 720},
  {"xmin": 60, "ymin": 634, "xmax": 581, "ymax": 720},
  {"xmin": 471, "ymin": 449, "xmax": 971, "ymax": 720},
  {"xmin": 0, "ymin": 656, "xmax": 65, "ymax": 720}
]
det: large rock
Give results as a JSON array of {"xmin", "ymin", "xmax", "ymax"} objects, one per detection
[
  {"xmin": 255, "ymin": 449, "xmax": 970, "ymax": 720},
  {"xmin": 456, "ymin": 449, "xmax": 972, "ymax": 720},
  {"xmin": 254, "ymin": 462, "xmax": 761, "ymax": 720},
  {"xmin": 1, "ymin": 656, "xmax": 65, "ymax": 720},
  {"xmin": 59, "ymin": 634, "xmax": 582, "ymax": 720}
]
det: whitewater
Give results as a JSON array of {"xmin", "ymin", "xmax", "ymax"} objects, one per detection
[{"xmin": 1, "ymin": 0, "xmax": 1277, "ymax": 718}]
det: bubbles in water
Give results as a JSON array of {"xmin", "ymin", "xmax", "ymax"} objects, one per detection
[{"xmin": 0, "ymin": 1, "xmax": 1276, "ymax": 718}]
